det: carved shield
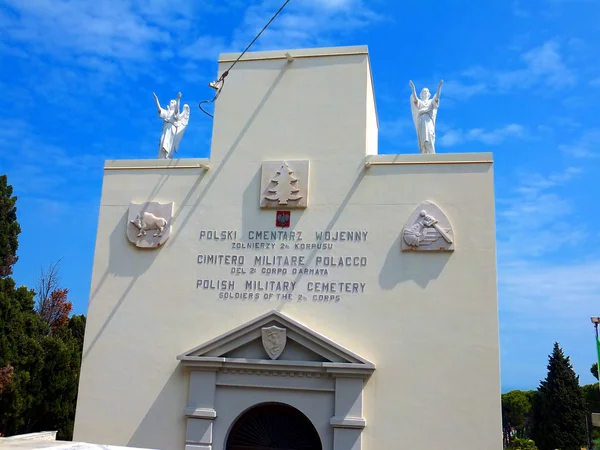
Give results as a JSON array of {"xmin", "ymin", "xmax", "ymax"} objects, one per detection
[
  {"xmin": 126, "ymin": 202, "xmax": 174, "ymax": 249},
  {"xmin": 261, "ymin": 326, "xmax": 287, "ymax": 360},
  {"xmin": 401, "ymin": 201, "xmax": 455, "ymax": 252}
]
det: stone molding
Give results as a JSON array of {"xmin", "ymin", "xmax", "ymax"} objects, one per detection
[{"xmin": 177, "ymin": 310, "xmax": 374, "ymax": 450}]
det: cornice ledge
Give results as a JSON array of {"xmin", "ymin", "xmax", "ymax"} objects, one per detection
[
  {"xmin": 330, "ymin": 416, "xmax": 367, "ymax": 429},
  {"xmin": 178, "ymin": 357, "xmax": 224, "ymax": 370},
  {"xmin": 184, "ymin": 407, "xmax": 217, "ymax": 419},
  {"xmin": 179, "ymin": 357, "xmax": 375, "ymax": 378},
  {"xmin": 104, "ymin": 158, "xmax": 210, "ymax": 171},
  {"xmin": 324, "ymin": 362, "xmax": 375, "ymax": 378}
]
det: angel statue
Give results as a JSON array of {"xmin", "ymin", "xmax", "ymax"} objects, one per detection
[
  {"xmin": 153, "ymin": 92, "xmax": 190, "ymax": 159},
  {"xmin": 409, "ymin": 79, "xmax": 443, "ymax": 154}
]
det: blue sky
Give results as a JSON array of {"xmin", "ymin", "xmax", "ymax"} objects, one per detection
[{"xmin": 1, "ymin": 0, "xmax": 599, "ymax": 392}]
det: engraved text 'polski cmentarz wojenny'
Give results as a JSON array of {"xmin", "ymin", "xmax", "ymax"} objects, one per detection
[{"xmin": 196, "ymin": 229, "xmax": 369, "ymax": 303}]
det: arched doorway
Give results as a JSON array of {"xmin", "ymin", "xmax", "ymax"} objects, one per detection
[{"xmin": 225, "ymin": 402, "xmax": 323, "ymax": 450}]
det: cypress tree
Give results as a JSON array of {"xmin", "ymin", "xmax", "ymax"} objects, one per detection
[{"xmin": 531, "ymin": 342, "xmax": 588, "ymax": 450}]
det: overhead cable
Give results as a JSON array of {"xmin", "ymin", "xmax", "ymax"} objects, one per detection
[{"xmin": 199, "ymin": 0, "xmax": 292, "ymax": 118}]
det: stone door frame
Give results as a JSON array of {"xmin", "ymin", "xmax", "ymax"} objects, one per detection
[{"xmin": 177, "ymin": 310, "xmax": 375, "ymax": 450}]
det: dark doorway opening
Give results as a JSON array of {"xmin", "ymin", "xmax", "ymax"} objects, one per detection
[{"xmin": 226, "ymin": 402, "xmax": 323, "ymax": 450}]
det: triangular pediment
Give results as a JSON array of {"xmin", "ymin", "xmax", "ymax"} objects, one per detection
[{"xmin": 177, "ymin": 310, "xmax": 374, "ymax": 377}]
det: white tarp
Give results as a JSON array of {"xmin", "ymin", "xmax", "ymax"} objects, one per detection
[{"xmin": 0, "ymin": 439, "xmax": 157, "ymax": 450}]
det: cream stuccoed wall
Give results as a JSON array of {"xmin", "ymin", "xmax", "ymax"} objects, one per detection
[{"xmin": 74, "ymin": 45, "xmax": 503, "ymax": 450}]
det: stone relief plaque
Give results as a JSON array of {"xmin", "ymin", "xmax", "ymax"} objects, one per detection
[
  {"xmin": 127, "ymin": 201, "xmax": 174, "ymax": 249},
  {"xmin": 260, "ymin": 161, "xmax": 309, "ymax": 209},
  {"xmin": 401, "ymin": 201, "xmax": 454, "ymax": 252},
  {"xmin": 261, "ymin": 326, "xmax": 287, "ymax": 360}
]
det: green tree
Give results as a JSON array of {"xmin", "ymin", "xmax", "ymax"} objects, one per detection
[
  {"xmin": 502, "ymin": 390, "xmax": 535, "ymax": 445},
  {"xmin": 592, "ymin": 362, "xmax": 598, "ymax": 380},
  {"xmin": 68, "ymin": 314, "xmax": 86, "ymax": 348},
  {"xmin": 531, "ymin": 342, "xmax": 588, "ymax": 450},
  {"xmin": 31, "ymin": 319, "xmax": 84, "ymax": 440},
  {"xmin": 581, "ymin": 381, "xmax": 600, "ymax": 446},
  {"xmin": 508, "ymin": 437, "xmax": 538, "ymax": 449},
  {"xmin": 0, "ymin": 260, "xmax": 48, "ymax": 435},
  {"xmin": 0, "ymin": 174, "xmax": 85, "ymax": 440},
  {"xmin": 0, "ymin": 174, "xmax": 21, "ymax": 277},
  {"xmin": 582, "ymin": 382, "xmax": 600, "ymax": 413},
  {"xmin": 0, "ymin": 174, "xmax": 46, "ymax": 434}
]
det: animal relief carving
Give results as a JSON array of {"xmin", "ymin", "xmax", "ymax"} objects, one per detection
[
  {"xmin": 127, "ymin": 202, "xmax": 174, "ymax": 249},
  {"xmin": 130, "ymin": 212, "xmax": 167, "ymax": 237},
  {"xmin": 402, "ymin": 201, "xmax": 454, "ymax": 252}
]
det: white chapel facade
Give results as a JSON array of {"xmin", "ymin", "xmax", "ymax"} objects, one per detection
[{"xmin": 73, "ymin": 45, "xmax": 503, "ymax": 450}]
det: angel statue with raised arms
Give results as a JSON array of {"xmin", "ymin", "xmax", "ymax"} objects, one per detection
[
  {"xmin": 409, "ymin": 79, "xmax": 443, "ymax": 154},
  {"xmin": 153, "ymin": 91, "xmax": 190, "ymax": 159}
]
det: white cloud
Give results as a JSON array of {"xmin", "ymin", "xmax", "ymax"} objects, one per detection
[
  {"xmin": 439, "ymin": 129, "xmax": 463, "ymax": 146},
  {"xmin": 379, "ymin": 118, "xmax": 413, "ymax": 139},
  {"xmin": 494, "ymin": 165, "xmax": 599, "ymax": 357},
  {"xmin": 440, "ymin": 124, "xmax": 526, "ymax": 147},
  {"xmin": 559, "ymin": 130, "xmax": 600, "ymax": 158},
  {"xmin": 501, "ymin": 259, "xmax": 600, "ymax": 316},
  {"xmin": 0, "ymin": 0, "xmax": 381, "ymax": 85},
  {"xmin": 511, "ymin": 0, "xmax": 530, "ymax": 17},
  {"xmin": 180, "ymin": 36, "xmax": 227, "ymax": 61},
  {"xmin": 441, "ymin": 80, "xmax": 487, "ymax": 100},
  {"xmin": 497, "ymin": 41, "xmax": 576, "ymax": 89},
  {"xmin": 0, "ymin": 118, "xmax": 111, "ymax": 197},
  {"xmin": 229, "ymin": 0, "xmax": 381, "ymax": 51},
  {"xmin": 0, "ymin": 0, "xmax": 172, "ymax": 61},
  {"xmin": 496, "ymin": 166, "xmax": 582, "ymax": 255},
  {"xmin": 445, "ymin": 40, "xmax": 576, "ymax": 100}
]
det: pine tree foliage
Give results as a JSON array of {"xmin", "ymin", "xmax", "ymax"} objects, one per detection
[
  {"xmin": 0, "ymin": 276, "xmax": 47, "ymax": 435},
  {"xmin": 0, "ymin": 173, "xmax": 85, "ymax": 440},
  {"xmin": 581, "ymin": 382, "xmax": 600, "ymax": 413},
  {"xmin": 531, "ymin": 342, "xmax": 587, "ymax": 450},
  {"xmin": 502, "ymin": 390, "xmax": 535, "ymax": 445},
  {"xmin": 0, "ymin": 175, "xmax": 21, "ymax": 277}
]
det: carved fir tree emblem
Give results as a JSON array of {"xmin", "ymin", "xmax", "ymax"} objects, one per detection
[
  {"xmin": 265, "ymin": 163, "xmax": 302, "ymax": 205},
  {"xmin": 260, "ymin": 160, "xmax": 309, "ymax": 209}
]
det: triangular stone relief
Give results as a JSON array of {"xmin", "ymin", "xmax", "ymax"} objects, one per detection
[
  {"xmin": 401, "ymin": 201, "xmax": 455, "ymax": 252},
  {"xmin": 177, "ymin": 310, "xmax": 374, "ymax": 371}
]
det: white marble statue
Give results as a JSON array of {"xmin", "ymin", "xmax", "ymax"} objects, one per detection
[
  {"xmin": 153, "ymin": 92, "xmax": 190, "ymax": 159},
  {"xmin": 409, "ymin": 80, "xmax": 443, "ymax": 154}
]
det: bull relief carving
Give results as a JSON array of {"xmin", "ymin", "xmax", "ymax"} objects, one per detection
[
  {"xmin": 127, "ymin": 202, "xmax": 174, "ymax": 249},
  {"xmin": 402, "ymin": 201, "xmax": 454, "ymax": 252}
]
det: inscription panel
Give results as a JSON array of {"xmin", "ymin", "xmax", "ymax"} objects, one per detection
[{"xmin": 196, "ymin": 229, "xmax": 370, "ymax": 303}]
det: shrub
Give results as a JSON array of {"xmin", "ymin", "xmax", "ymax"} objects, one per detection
[{"xmin": 508, "ymin": 437, "xmax": 538, "ymax": 450}]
